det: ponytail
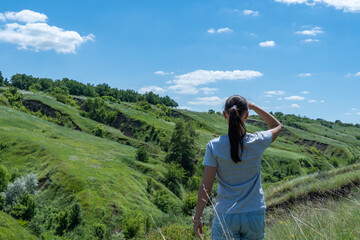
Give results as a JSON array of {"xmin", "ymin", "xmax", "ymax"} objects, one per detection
[{"xmin": 225, "ymin": 96, "xmax": 248, "ymax": 163}]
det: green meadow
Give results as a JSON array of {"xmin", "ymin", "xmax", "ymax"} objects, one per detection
[{"xmin": 0, "ymin": 86, "xmax": 359, "ymax": 239}]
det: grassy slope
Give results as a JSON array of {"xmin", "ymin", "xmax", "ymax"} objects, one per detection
[
  {"xmin": 0, "ymin": 105, "xmax": 178, "ymax": 233},
  {"xmin": 0, "ymin": 211, "xmax": 38, "ymax": 240},
  {"xmin": 266, "ymin": 187, "xmax": 360, "ymax": 240},
  {"xmin": 1, "ymin": 90, "xmax": 360, "ymax": 239}
]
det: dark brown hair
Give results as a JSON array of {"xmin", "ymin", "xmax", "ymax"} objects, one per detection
[{"xmin": 225, "ymin": 95, "xmax": 248, "ymax": 163}]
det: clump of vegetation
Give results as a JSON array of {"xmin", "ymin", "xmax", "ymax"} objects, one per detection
[
  {"xmin": 165, "ymin": 119, "xmax": 198, "ymax": 176},
  {"xmin": 136, "ymin": 145, "xmax": 149, "ymax": 162},
  {"xmin": 50, "ymin": 87, "xmax": 78, "ymax": 107},
  {"xmin": 93, "ymin": 124, "xmax": 106, "ymax": 138}
]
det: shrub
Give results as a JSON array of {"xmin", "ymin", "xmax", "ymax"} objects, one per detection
[
  {"xmin": 55, "ymin": 210, "xmax": 69, "ymax": 236},
  {"xmin": 136, "ymin": 146, "xmax": 148, "ymax": 162},
  {"xmin": 93, "ymin": 124, "xmax": 105, "ymax": 138},
  {"xmin": 164, "ymin": 163, "xmax": 186, "ymax": 197},
  {"xmin": 187, "ymin": 176, "xmax": 202, "ymax": 191},
  {"xmin": 0, "ymin": 164, "xmax": 8, "ymax": 192},
  {"xmin": 29, "ymin": 83, "xmax": 42, "ymax": 92},
  {"xmin": 0, "ymin": 194, "xmax": 5, "ymax": 210},
  {"xmin": 94, "ymin": 223, "xmax": 107, "ymax": 240},
  {"xmin": 5, "ymin": 177, "xmax": 26, "ymax": 206},
  {"xmin": 330, "ymin": 157, "xmax": 340, "ymax": 168},
  {"xmin": 9, "ymin": 203, "xmax": 27, "ymax": 218},
  {"xmin": 182, "ymin": 191, "xmax": 198, "ymax": 215},
  {"xmin": 68, "ymin": 203, "xmax": 82, "ymax": 230},
  {"xmin": 0, "ymin": 94, "xmax": 10, "ymax": 106},
  {"xmin": 121, "ymin": 211, "xmax": 143, "ymax": 239},
  {"xmin": 153, "ymin": 190, "xmax": 171, "ymax": 213}
]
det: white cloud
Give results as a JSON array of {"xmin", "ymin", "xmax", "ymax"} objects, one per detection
[
  {"xmin": 207, "ymin": 27, "xmax": 233, "ymax": 34},
  {"xmin": 357, "ymin": 112, "xmax": 360, "ymax": 115},
  {"xmin": 188, "ymin": 96, "xmax": 226, "ymax": 106},
  {"xmin": 277, "ymin": 97, "xmax": 283, "ymax": 100},
  {"xmin": 308, "ymin": 99, "xmax": 317, "ymax": 103},
  {"xmin": 138, "ymin": 86, "xmax": 166, "ymax": 94},
  {"xmin": 265, "ymin": 100, "xmax": 271, "ymax": 103},
  {"xmin": 224, "ymin": 9, "xmax": 259, "ymax": 16},
  {"xmin": 0, "ymin": 10, "xmax": 94, "ymax": 53},
  {"xmin": 296, "ymin": 27, "xmax": 323, "ymax": 36},
  {"xmin": 4, "ymin": 10, "xmax": 47, "ymax": 23},
  {"xmin": 154, "ymin": 70, "xmax": 174, "ymax": 75},
  {"xmin": 207, "ymin": 28, "xmax": 215, "ymax": 34},
  {"xmin": 276, "ymin": 0, "xmax": 360, "ymax": 12},
  {"xmin": 259, "ymin": 40, "xmax": 275, "ymax": 47},
  {"xmin": 291, "ymin": 103, "xmax": 300, "ymax": 108},
  {"xmin": 285, "ymin": 96, "xmax": 305, "ymax": 100},
  {"xmin": 351, "ymin": 108, "xmax": 358, "ymax": 111},
  {"xmin": 264, "ymin": 90, "xmax": 285, "ymax": 95},
  {"xmin": 298, "ymin": 73, "xmax": 311, "ymax": 77},
  {"xmin": 275, "ymin": 0, "xmax": 308, "ymax": 3},
  {"xmin": 0, "ymin": 13, "xmax": 5, "ymax": 22},
  {"xmin": 346, "ymin": 72, "xmax": 360, "ymax": 77},
  {"xmin": 199, "ymin": 87, "xmax": 218, "ymax": 95},
  {"xmin": 168, "ymin": 69, "xmax": 263, "ymax": 94},
  {"xmin": 344, "ymin": 112, "xmax": 352, "ymax": 115},
  {"xmin": 243, "ymin": 10, "xmax": 259, "ymax": 16},
  {"xmin": 304, "ymin": 38, "xmax": 320, "ymax": 42},
  {"xmin": 301, "ymin": 91, "xmax": 310, "ymax": 94},
  {"xmin": 265, "ymin": 95, "xmax": 273, "ymax": 98},
  {"xmin": 320, "ymin": 100, "xmax": 325, "ymax": 103}
]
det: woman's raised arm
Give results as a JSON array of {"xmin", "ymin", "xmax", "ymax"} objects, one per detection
[{"xmin": 248, "ymin": 102, "xmax": 282, "ymax": 142}]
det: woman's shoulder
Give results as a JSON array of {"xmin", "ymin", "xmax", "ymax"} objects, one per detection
[
  {"xmin": 245, "ymin": 130, "xmax": 273, "ymax": 147},
  {"xmin": 207, "ymin": 134, "xmax": 229, "ymax": 147}
]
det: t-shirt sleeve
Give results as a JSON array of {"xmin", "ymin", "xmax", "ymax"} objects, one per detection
[
  {"xmin": 256, "ymin": 130, "xmax": 273, "ymax": 150},
  {"xmin": 203, "ymin": 142, "xmax": 217, "ymax": 167}
]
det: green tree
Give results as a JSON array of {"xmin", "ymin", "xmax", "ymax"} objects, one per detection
[
  {"xmin": 165, "ymin": 119, "xmax": 198, "ymax": 176},
  {"xmin": 136, "ymin": 146, "xmax": 149, "ymax": 162}
]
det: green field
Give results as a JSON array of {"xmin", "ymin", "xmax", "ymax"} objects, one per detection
[{"xmin": 0, "ymin": 88, "xmax": 359, "ymax": 239}]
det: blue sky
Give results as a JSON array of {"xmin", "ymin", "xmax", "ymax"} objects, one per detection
[{"xmin": 0, "ymin": 0, "xmax": 359, "ymax": 123}]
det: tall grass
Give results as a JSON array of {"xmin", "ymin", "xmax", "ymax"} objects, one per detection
[{"xmin": 266, "ymin": 186, "xmax": 360, "ymax": 239}]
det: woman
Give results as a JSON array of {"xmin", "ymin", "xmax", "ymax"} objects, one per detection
[{"xmin": 193, "ymin": 95, "xmax": 282, "ymax": 240}]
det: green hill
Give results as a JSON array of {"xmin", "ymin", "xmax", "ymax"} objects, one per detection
[{"xmin": 0, "ymin": 84, "xmax": 359, "ymax": 239}]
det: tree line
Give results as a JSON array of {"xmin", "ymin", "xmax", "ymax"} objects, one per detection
[{"xmin": 0, "ymin": 71, "xmax": 178, "ymax": 107}]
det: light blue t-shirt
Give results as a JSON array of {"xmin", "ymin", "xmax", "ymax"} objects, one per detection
[{"xmin": 203, "ymin": 130, "xmax": 273, "ymax": 214}]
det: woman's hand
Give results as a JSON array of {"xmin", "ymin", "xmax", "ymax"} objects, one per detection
[
  {"xmin": 247, "ymin": 101, "xmax": 255, "ymax": 110},
  {"xmin": 193, "ymin": 217, "xmax": 203, "ymax": 240}
]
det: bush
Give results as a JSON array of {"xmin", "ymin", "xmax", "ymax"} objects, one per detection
[
  {"xmin": 55, "ymin": 210, "xmax": 69, "ymax": 236},
  {"xmin": 121, "ymin": 211, "xmax": 143, "ymax": 239},
  {"xmin": 0, "ymin": 164, "xmax": 8, "ymax": 192},
  {"xmin": 164, "ymin": 163, "xmax": 186, "ymax": 197},
  {"xmin": 94, "ymin": 223, "xmax": 107, "ymax": 240},
  {"xmin": 182, "ymin": 191, "xmax": 198, "ymax": 215},
  {"xmin": 93, "ymin": 124, "xmax": 105, "ymax": 138},
  {"xmin": 29, "ymin": 83, "xmax": 42, "ymax": 92},
  {"xmin": 153, "ymin": 190, "xmax": 171, "ymax": 213},
  {"xmin": 68, "ymin": 203, "xmax": 82, "ymax": 230},
  {"xmin": 10, "ymin": 203, "xmax": 27, "ymax": 218},
  {"xmin": 136, "ymin": 146, "xmax": 148, "ymax": 162},
  {"xmin": 330, "ymin": 157, "xmax": 340, "ymax": 168}
]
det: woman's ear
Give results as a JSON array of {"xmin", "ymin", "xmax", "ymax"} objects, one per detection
[
  {"xmin": 223, "ymin": 110, "xmax": 227, "ymax": 119},
  {"xmin": 244, "ymin": 111, "xmax": 249, "ymax": 121}
]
